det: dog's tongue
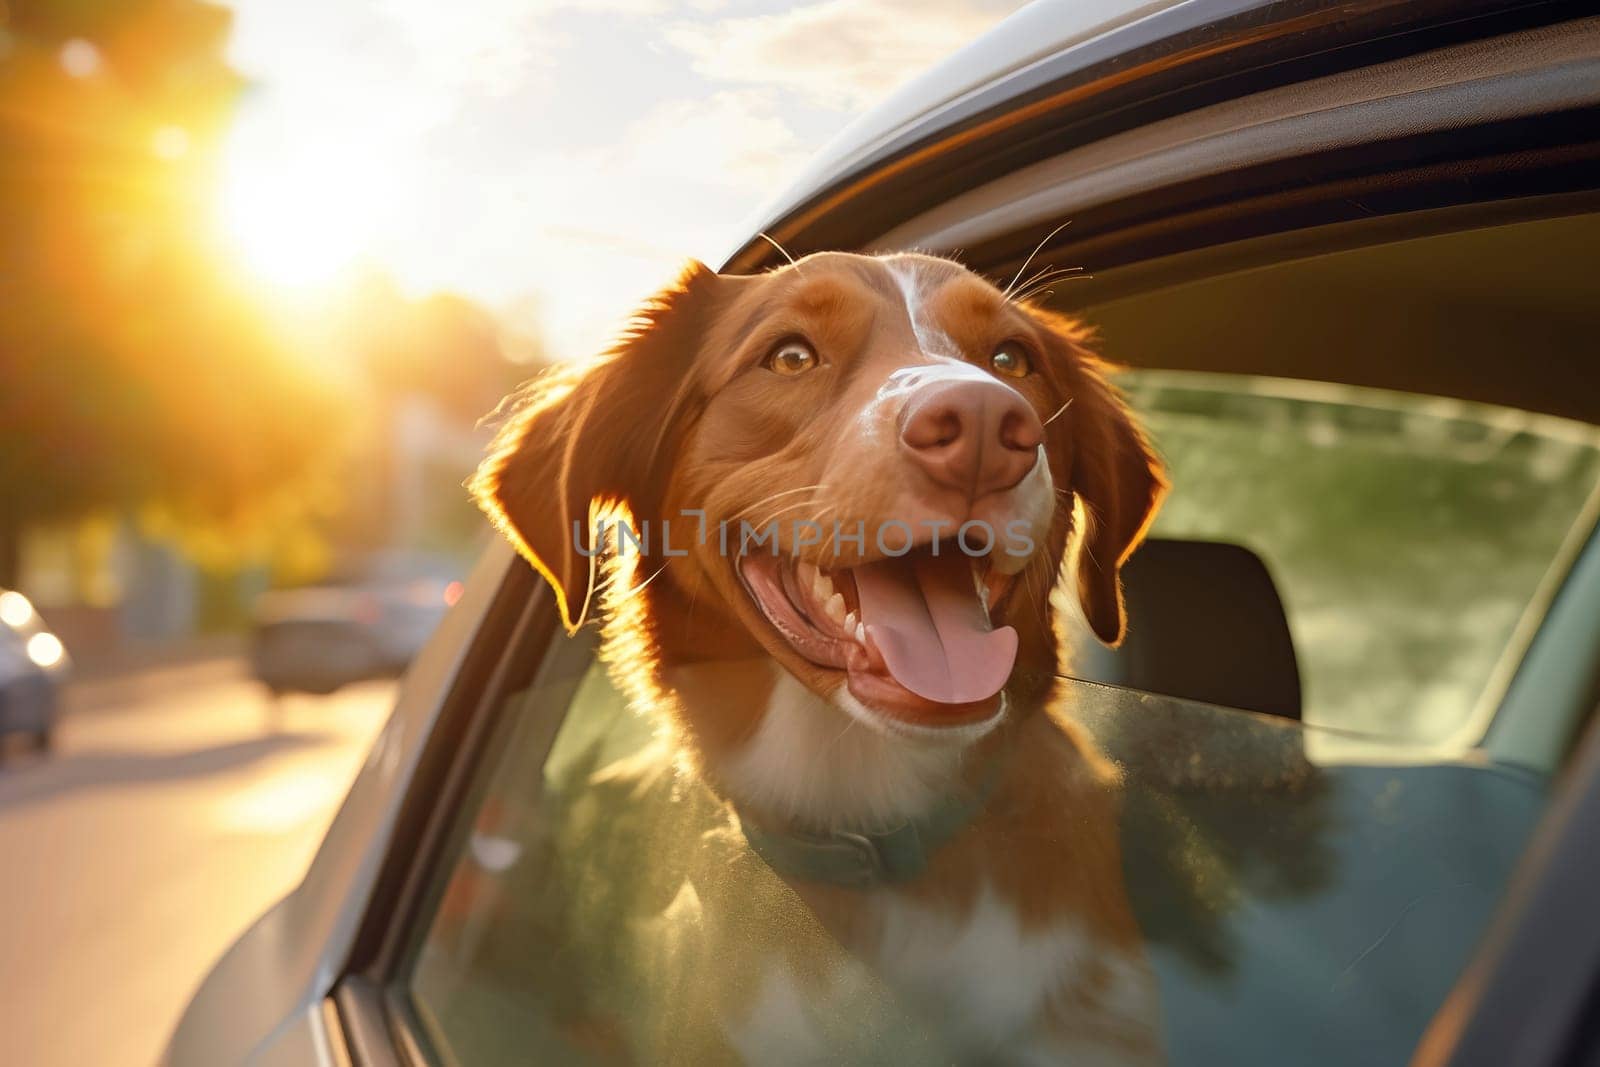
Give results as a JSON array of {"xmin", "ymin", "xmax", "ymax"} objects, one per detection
[{"xmin": 853, "ymin": 553, "xmax": 1017, "ymax": 705}]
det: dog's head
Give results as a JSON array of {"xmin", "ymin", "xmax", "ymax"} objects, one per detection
[{"xmin": 474, "ymin": 252, "xmax": 1164, "ymax": 743}]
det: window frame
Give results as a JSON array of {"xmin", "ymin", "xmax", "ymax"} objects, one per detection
[
  {"xmin": 1415, "ymin": 707, "xmax": 1600, "ymax": 1067},
  {"xmin": 335, "ymin": 559, "xmax": 560, "ymax": 1066},
  {"xmin": 323, "ymin": 23, "xmax": 1600, "ymax": 1065},
  {"xmin": 388, "ymin": 619, "xmax": 604, "ymax": 1064}
]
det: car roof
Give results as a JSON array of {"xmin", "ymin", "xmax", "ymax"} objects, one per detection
[
  {"xmin": 726, "ymin": 0, "xmax": 1199, "ymax": 264},
  {"xmin": 767, "ymin": 0, "xmax": 1185, "ymax": 218},
  {"xmin": 722, "ymin": 0, "xmax": 1572, "ymax": 277}
]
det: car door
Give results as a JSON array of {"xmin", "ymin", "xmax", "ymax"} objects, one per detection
[{"xmin": 312, "ymin": 6, "xmax": 1600, "ymax": 1065}]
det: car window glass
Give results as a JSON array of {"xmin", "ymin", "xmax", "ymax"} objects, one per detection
[
  {"xmin": 1119, "ymin": 373, "xmax": 1600, "ymax": 748},
  {"xmin": 401, "ymin": 652, "xmax": 1549, "ymax": 1066},
  {"xmin": 1076, "ymin": 214, "xmax": 1600, "ymax": 748}
]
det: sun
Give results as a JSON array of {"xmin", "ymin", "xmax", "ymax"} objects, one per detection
[{"xmin": 214, "ymin": 102, "xmax": 398, "ymax": 290}]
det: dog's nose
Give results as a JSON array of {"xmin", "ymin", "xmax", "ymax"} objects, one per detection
[{"xmin": 899, "ymin": 378, "xmax": 1043, "ymax": 497}]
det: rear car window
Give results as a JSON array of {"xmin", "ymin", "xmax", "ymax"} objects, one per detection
[{"xmin": 1122, "ymin": 372, "xmax": 1600, "ymax": 746}]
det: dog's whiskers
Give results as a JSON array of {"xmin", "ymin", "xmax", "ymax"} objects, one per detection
[
  {"xmin": 1004, "ymin": 221, "xmax": 1072, "ymax": 298},
  {"xmin": 1022, "ymin": 555, "xmax": 1044, "ymax": 612},
  {"xmin": 729, "ymin": 485, "xmax": 824, "ymax": 524},
  {"xmin": 751, "ymin": 497, "xmax": 825, "ymax": 533},
  {"xmin": 1015, "ymin": 264, "xmax": 1081, "ymax": 294},
  {"xmin": 1043, "ymin": 398, "xmax": 1073, "ymax": 426},
  {"xmin": 825, "ymin": 711, "xmax": 858, "ymax": 754},
  {"xmin": 757, "ymin": 232, "xmax": 803, "ymax": 275},
  {"xmin": 624, "ymin": 561, "xmax": 672, "ymax": 600},
  {"xmin": 1013, "ymin": 267, "xmax": 1088, "ymax": 305},
  {"xmin": 682, "ymin": 571, "xmax": 704, "ymax": 622}
]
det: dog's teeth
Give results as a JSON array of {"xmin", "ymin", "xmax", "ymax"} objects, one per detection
[
  {"xmin": 824, "ymin": 593, "xmax": 846, "ymax": 625},
  {"xmin": 843, "ymin": 610, "xmax": 857, "ymax": 631},
  {"xmin": 813, "ymin": 569, "xmax": 834, "ymax": 603},
  {"xmin": 854, "ymin": 621, "xmax": 866, "ymax": 644}
]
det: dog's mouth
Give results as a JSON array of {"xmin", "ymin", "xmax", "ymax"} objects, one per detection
[{"xmin": 737, "ymin": 546, "xmax": 1020, "ymax": 727}]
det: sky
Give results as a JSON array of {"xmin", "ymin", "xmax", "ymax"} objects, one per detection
[{"xmin": 214, "ymin": 0, "xmax": 1030, "ymax": 361}]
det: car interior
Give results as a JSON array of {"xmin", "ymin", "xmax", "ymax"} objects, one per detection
[
  {"xmin": 1066, "ymin": 539, "xmax": 1303, "ymax": 722},
  {"xmin": 1057, "ymin": 208, "xmax": 1600, "ymax": 772},
  {"xmin": 378, "ymin": 211, "xmax": 1600, "ymax": 1067},
  {"xmin": 1078, "ymin": 210, "xmax": 1600, "ymax": 426}
]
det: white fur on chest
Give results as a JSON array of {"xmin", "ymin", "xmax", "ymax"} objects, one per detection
[
  {"xmin": 717, "ymin": 669, "xmax": 968, "ymax": 829},
  {"xmin": 711, "ymin": 663, "xmax": 1161, "ymax": 1061},
  {"xmin": 873, "ymin": 884, "xmax": 1093, "ymax": 1042},
  {"xmin": 725, "ymin": 883, "xmax": 1154, "ymax": 1065},
  {"xmin": 871, "ymin": 887, "xmax": 1158, "ymax": 1064}
]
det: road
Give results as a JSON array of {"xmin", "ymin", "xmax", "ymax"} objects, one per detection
[{"xmin": 0, "ymin": 656, "xmax": 394, "ymax": 1067}]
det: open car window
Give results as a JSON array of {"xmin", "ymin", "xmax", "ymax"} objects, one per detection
[
  {"xmin": 379, "ymin": 207, "xmax": 1600, "ymax": 1067},
  {"xmin": 395, "ymin": 645, "xmax": 1548, "ymax": 1067}
]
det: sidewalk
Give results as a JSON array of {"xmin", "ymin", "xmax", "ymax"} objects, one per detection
[{"xmin": 65, "ymin": 634, "xmax": 250, "ymax": 716}]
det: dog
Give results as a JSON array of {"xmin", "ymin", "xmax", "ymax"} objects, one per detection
[{"xmin": 471, "ymin": 251, "xmax": 1169, "ymax": 1063}]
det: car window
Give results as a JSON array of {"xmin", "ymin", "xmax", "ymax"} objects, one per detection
[
  {"xmin": 393, "ymin": 214, "xmax": 1598, "ymax": 1065},
  {"xmin": 398, "ymin": 649, "xmax": 1548, "ymax": 1067},
  {"xmin": 1118, "ymin": 373, "xmax": 1600, "ymax": 748},
  {"xmin": 1073, "ymin": 213, "xmax": 1600, "ymax": 750}
]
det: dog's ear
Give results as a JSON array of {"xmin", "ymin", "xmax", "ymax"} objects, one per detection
[
  {"xmin": 471, "ymin": 261, "xmax": 722, "ymax": 632},
  {"xmin": 1069, "ymin": 358, "xmax": 1168, "ymax": 646},
  {"xmin": 1027, "ymin": 308, "xmax": 1168, "ymax": 646}
]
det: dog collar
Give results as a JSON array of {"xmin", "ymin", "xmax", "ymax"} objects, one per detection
[{"xmin": 738, "ymin": 761, "xmax": 1001, "ymax": 890}]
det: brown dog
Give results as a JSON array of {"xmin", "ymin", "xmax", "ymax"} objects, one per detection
[{"xmin": 473, "ymin": 252, "xmax": 1168, "ymax": 1063}]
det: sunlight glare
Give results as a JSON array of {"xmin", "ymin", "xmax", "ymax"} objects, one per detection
[
  {"xmin": 216, "ymin": 103, "xmax": 398, "ymax": 290},
  {"xmin": 151, "ymin": 125, "xmax": 190, "ymax": 161},
  {"xmin": 217, "ymin": 765, "xmax": 343, "ymax": 834}
]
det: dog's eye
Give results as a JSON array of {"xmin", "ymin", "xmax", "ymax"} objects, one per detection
[
  {"xmin": 990, "ymin": 341, "xmax": 1031, "ymax": 379},
  {"xmin": 765, "ymin": 339, "xmax": 819, "ymax": 376}
]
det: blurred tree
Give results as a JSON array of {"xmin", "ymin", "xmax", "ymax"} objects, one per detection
[
  {"xmin": 330, "ymin": 277, "xmax": 527, "ymax": 555},
  {"xmin": 349, "ymin": 279, "xmax": 523, "ymax": 425},
  {"xmin": 0, "ymin": 0, "xmax": 344, "ymax": 585}
]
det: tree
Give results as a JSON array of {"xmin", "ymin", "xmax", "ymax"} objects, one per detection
[{"xmin": 0, "ymin": 0, "xmax": 343, "ymax": 585}]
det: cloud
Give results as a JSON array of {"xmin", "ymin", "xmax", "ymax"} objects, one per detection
[
  {"xmin": 612, "ymin": 89, "xmax": 807, "ymax": 190},
  {"xmin": 665, "ymin": 0, "xmax": 1020, "ymax": 109},
  {"xmin": 372, "ymin": 0, "xmax": 565, "ymax": 97},
  {"xmin": 226, "ymin": 0, "xmax": 662, "ymax": 107},
  {"xmin": 365, "ymin": 88, "xmax": 810, "ymax": 358},
  {"xmin": 513, "ymin": 91, "xmax": 812, "ymax": 347}
]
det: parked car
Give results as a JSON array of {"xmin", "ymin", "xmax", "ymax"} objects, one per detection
[
  {"xmin": 169, "ymin": 2, "xmax": 1600, "ymax": 1064},
  {"xmin": 0, "ymin": 589, "xmax": 70, "ymax": 753},
  {"xmin": 250, "ymin": 552, "xmax": 465, "ymax": 696}
]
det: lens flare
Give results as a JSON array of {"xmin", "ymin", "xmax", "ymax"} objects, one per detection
[
  {"xmin": 0, "ymin": 591, "xmax": 35, "ymax": 629},
  {"xmin": 26, "ymin": 632, "xmax": 65, "ymax": 669}
]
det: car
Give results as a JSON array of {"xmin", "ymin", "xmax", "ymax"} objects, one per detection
[
  {"xmin": 250, "ymin": 551, "xmax": 465, "ymax": 697},
  {"xmin": 0, "ymin": 589, "xmax": 70, "ymax": 753},
  {"xmin": 167, "ymin": 2, "xmax": 1600, "ymax": 1064}
]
